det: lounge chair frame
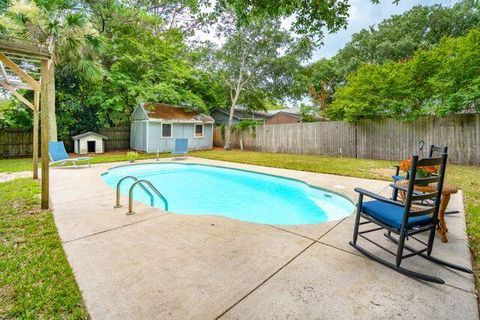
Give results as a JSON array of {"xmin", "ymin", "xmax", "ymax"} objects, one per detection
[
  {"xmin": 49, "ymin": 141, "xmax": 92, "ymax": 169},
  {"xmin": 350, "ymin": 153, "xmax": 472, "ymax": 283},
  {"xmin": 49, "ymin": 156, "xmax": 92, "ymax": 169},
  {"xmin": 172, "ymin": 138, "xmax": 188, "ymax": 160}
]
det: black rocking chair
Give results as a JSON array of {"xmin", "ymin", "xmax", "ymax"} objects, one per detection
[{"xmin": 350, "ymin": 153, "xmax": 472, "ymax": 284}]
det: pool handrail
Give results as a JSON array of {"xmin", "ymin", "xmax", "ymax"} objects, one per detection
[
  {"xmin": 127, "ymin": 179, "xmax": 168, "ymax": 215},
  {"xmin": 114, "ymin": 176, "xmax": 154, "ymax": 208}
]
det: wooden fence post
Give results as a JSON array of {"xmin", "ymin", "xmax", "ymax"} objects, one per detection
[{"xmin": 476, "ymin": 114, "xmax": 480, "ymax": 164}]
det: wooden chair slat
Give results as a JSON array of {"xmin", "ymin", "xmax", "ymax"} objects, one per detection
[
  {"xmin": 417, "ymin": 157, "xmax": 443, "ymax": 166},
  {"xmin": 414, "ymin": 175, "xmax": 440, "ymax": 185},
  {"xmin": 412, "ymin": 191, "xmax": 438, "ymax": 201},
  {"xmin": 409, "ymin": 207, "xmax": 435, "ymax": 217}
]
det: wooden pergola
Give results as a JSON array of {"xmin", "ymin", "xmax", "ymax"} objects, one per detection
[{"xmin": 0, "ymin": 36, "xmax": 53, "ymax": 209}]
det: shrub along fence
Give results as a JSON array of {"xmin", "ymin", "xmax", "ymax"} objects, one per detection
[
  {"xmin": 0, "ymin": 126, "xmax": 130, "ymax": 158},
  {"xmin": 214, "ymin": 114, "xmax": 480, "ymax": 165}
]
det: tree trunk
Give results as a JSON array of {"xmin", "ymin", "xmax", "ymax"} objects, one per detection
[
  {"xmin": 224, "ymin": 100, "xmax": 237, "ymax": 150},
  {"xmin": 48, "ymin": 62, "xmax": 57, "ymax": 141}
]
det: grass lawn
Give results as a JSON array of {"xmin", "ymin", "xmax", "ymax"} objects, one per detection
[
  {"xmin": 0, "ymin": 178, "xmax": 88, "ymax": 319},
  {"xmin": 0, "ymin": 151, "xmax": 168, "ymax": 173}
]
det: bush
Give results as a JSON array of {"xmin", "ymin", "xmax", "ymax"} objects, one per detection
[{"xmin": 127, "ymin": 151, "xmax": 139, "ymax": 162}]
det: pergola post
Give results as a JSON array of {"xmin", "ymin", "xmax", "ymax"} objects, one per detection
[
  {"xmin": 40, "ymin": 60, "xmax": 50, "ymax": 209},
  {"xmin": 33, "ymin": 90, "xmax": 40, "ymax": 179},
  {"xmin": 0, "ymin": 37, "xmax": 53, "ymax": 209}
]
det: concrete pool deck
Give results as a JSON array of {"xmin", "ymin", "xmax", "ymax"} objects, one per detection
[{"xmin": 50, "ymin": 157, "xmax": 478, "ymax": 319}]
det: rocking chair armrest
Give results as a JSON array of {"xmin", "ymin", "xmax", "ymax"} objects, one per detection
[
  {"xmin": 393, "ymin": 164, "xmax": 400, "ymax": 175},
  {"xmin": 354, "ymin": 188, "xmax": 405, "ymax": 207}
]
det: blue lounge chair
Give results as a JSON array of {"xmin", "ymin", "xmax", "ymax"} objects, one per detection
[
  {"xmin": 49, "ymin": 141, "xmax": 92, "ymax": 168},
  {"xmin": 172, "ymin": 138, "xmax": 188, "ymax": 159}
]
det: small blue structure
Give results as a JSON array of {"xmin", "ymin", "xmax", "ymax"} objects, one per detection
[{"xmin": 130, "ymin": 103, "xmax": 214, "ymax": 153}]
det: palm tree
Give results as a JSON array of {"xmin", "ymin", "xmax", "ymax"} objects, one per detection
[{"xmin": 0, "ymin": 0, "xmax": 103, "ymax": 141}]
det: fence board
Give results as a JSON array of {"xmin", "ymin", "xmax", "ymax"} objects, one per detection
[
  {"xmin": 100, "ymin": 127, "xmax": 130, "ymax": 151},
  {"xmin": 0, "ymin": 126, "xmax": 131, "ymax": 158},
  {"xmin": 2, "ymin": 115, "xmax": 479, "ymax": 164},
  {"xmin": 0, "ymin": 129, "xmax": 35, "ymax": 157},
  {"xmin": 212, "ymin": 114, "xmax": 480, "ymax": 164}
]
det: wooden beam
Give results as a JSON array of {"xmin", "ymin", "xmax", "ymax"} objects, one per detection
[
  {"xmin": 0, "ymin": 38, "xmax": 51, "ymax": 60},
  {"xmin": 40, "ymin": 60, "xmax": 49, "ymax": 209},
  {"xmin": 0, "ymin": 61, "xmax": 8, "ymax": 81},
  {"xmin": 0, "ymin": 81, "xmax": 32, "ymax": 90},
  {"xmin": 33, "ymin": 90, "xmax": 39, "ymax": 180},
  {"xmin": 1, "ymin": 61, "xmax": 36, "ymax": 91},
  {"xmin": 0, "ymin": 82, "xmax": 34, "ymax": 110},
  {"xmin": 0, "ymin": 52, "xmax": 40, "ymax": 91}
]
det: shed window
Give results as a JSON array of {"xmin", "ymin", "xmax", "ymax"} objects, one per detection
[
  {"xmin": 194, "ymin": 124, "xmax": 204, "ymax": 138},
  {"xmin": 162, "ymin": 123, "xmax": 172, "ymax": 138}
]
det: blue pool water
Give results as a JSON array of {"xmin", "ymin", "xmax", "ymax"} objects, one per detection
[{"xmin": 101, "ymin": 163, "xmax": 354, "ymax": 225}]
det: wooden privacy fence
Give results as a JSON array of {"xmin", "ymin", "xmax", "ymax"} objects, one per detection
[
  {"xmin": 0, "ymin": 129, "xmax": 37, "ymax": 157},
  {"xmin": 214, "ymin": 114, "xmax": 480, "ymax": 165},
  {"xmin": 99, "ymin": 127, "xmax": 130, "ymax": 150},
  {"xmin": 0, "ymin": 126, "xmax": 130, "ymax": 158}
]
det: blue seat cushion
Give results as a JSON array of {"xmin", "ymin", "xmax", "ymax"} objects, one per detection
[
  {"xmin": 362, "ymin": 200, "xmax": 433, "ymax": 230},
  {"xmin": 392, "ymin": 175, "xmax": 406, "ymax": 181}
]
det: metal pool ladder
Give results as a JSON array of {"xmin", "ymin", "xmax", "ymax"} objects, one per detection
[{"xmin": 114, "ymin": 176, "xmax": 168, "ymax": 215}]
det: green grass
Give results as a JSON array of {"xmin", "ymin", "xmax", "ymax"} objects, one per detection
[
  {"xmin": 0, "ymin": 151, "xmax": 168, "ymax": 173},
  {"xmin": 192, "ymin": 150, "xmax": 398, "ymax": 180},
  {"xmin": 192, "ymin": 149, "xmax": 480, "ymax": 287},
  {"xmin": 0, "ymin": 178, "xmax": 88, "ymax": 319},
  {"xmin": 0, "ymin": 158, "xmax": 33, "ymax": 173}
]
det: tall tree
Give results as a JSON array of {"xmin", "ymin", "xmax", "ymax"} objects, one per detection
[
  {"xmin": 305, "ymin": 0, "xmax": 480, "ymax": 117},
  {"xmin": 328, "ymin": 28, "xmax": 480, "ymax": 121},
  {"xmin": 0, "ymin": 0, "xmax": 103, "ymax": 141},
  {"xmin": 83, "ymin": 4, "xmax": 212, "ymax": 127},
  {"xmin": 207, "ymin": 15, "xmax": 312, "ymax": 150}
]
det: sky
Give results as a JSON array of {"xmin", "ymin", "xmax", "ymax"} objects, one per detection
[
  {"xmin": 313, "ymin": 0, "xmax": 459, "ymax": 61},
  {"xmin": 195, "ymin": 0, "xmax": 459, "ymax": 62}
]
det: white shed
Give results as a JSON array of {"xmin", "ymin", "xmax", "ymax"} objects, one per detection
[{"xmin": 72, "ymin": 132, "xmax": 108, "ymax": 154}]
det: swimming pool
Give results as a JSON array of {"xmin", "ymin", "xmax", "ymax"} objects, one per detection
[{"xmin": 101, "ymin": 163, "xmax": 355, "ymax": 225}]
